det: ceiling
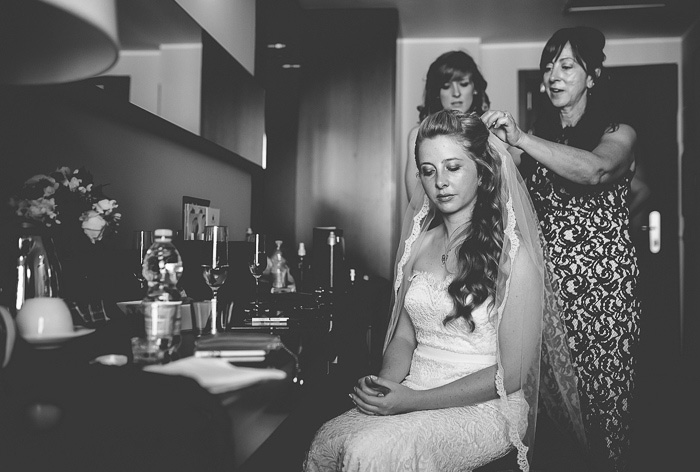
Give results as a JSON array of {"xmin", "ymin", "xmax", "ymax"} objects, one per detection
[
  {"xmin": 116, "ymin": 0, "xmax": 700, "ymax": 52},
  {"xmin": 298, "ymin": 0, "xmax": 700, "ymax": 43}
]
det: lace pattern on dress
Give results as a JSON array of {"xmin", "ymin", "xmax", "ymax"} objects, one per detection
[
  {"xmin": 494, "ymin": 195, "xmax": 529, "ymax": 471},
  {"xmin": 394, "ymin": 195, "xmax": 430, "ymax": 295}
]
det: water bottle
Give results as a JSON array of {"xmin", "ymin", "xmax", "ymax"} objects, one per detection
[
  {"xmin": 270, "ymin": 240, "xmax": 289, "ymax": 293},
  {"xmin": 139, "ymin": 229, "xmax": 183, "ymax": 357},
  {"xmin": 142, "ymin": 229, "xmax": 183, "ymax": 302}
]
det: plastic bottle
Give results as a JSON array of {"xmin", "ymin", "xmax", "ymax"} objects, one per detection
[
  {"xmin": 140, "ymin": 229, "xmax": 184, "ymax": 356},
  {"xmin": 142, "ymin": 229, "xmax": 183, "ymax": 302},
  {"xmin": 270, "ymin": 240, "xmax": 289, "ymax": 293}
]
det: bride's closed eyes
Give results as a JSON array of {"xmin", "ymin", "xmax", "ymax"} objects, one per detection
[{"xmin": 419, "ymin": 161, "xmax": 464, "ymax": 178}]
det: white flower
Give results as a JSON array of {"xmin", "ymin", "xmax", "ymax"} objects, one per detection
[
  {"xmin": 81, "ymin": 210, "xmax": 107, "ymax": 242},
  {"xmin": 94, "ymin": 199, "xmax": 117, "ymax": 214},
  {"xmin": 67, "ymin": 177, "xmax": 81, "ymax": 191}
]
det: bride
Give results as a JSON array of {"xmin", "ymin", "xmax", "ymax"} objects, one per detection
[{"xmin": 304, "ymin": 111, "xmax": 586, "ymax": 472}]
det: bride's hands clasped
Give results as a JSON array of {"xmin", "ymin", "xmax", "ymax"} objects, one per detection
[
  {"xmin": 350, "ymin": 375, "xmax": 415, "ymax": 416},
  {"xmin": 481, "ymin": 110, "xmax": 525, "ymax": 148}
]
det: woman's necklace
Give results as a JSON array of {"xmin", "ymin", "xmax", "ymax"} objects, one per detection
[
  {"xmin": 441, "ymin": 223, "xmax": 467, "ymax": 265},
  {"xmin": 441, "ymin": 229, "xmax": 452, "ymax": 265}
]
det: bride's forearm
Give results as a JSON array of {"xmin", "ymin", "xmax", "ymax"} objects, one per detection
[
  {"xmin": 412, "ymin": 366, "xmax": 500, "ymax": 411},
  {"xmin": 378, "ymin": 337, "xmax": 414, "ymax": 384}
]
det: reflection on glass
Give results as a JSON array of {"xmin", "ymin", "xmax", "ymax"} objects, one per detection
[
  {"xmin": 202, "ymin": 225, "xmax": 229, "ymax": 333},
  {"xmin": 133, "ymin": 230, "xmax": 153, "ymax": 292},
  {"xmin": 248, "ymin": 233, "xmax": 268, "ymax": 315}
]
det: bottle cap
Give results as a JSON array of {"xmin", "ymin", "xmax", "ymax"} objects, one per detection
[
  {"xmin": 154, "ymin": 229, "xmax": 172, "ymax": 238},
  {"xmin": 275, "ymin": 240, "xmax": 283, "ymax": 249},
  {"xmin": 298, "ymin": 242, "xmax": 306, "ymax": 256}
]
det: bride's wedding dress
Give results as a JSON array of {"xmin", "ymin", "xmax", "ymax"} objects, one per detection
[{"xmin": 303, "ymin": 271, "xmax": 526, "ymax": 472}]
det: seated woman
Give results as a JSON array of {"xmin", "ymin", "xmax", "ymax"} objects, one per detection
[{"xmin": 304, "ymin": 111, "xmax": 585, "ymax": 471}]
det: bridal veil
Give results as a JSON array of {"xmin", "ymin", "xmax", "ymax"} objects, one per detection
[{"xmin": 385, "ymin": 131, "xmax": 587, "ymax": 470}]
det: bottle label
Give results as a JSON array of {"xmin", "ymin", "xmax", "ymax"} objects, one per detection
[{"xmin": 272, "ymin": 269, "xmax": 287, "ymax": 288}]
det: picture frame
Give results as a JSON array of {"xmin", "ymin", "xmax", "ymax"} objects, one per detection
[{"xmin": 182, "ymin": 196, "xmax": 210, "ymax": 241}]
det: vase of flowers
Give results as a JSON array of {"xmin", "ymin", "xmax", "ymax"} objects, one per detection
[
  {"xmin": 6, "ymin": 167, "xmax": 125, "ymax": 323},
  {"xmin": 9, "ymin": 166, "xmax": 121, "ymax": 244}
]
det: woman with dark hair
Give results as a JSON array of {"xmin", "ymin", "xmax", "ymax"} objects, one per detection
[
  {"xmin": 483, "ymin": 26, "xmax": 640, "ymax": 472},
  {"xmin": 304, "ymin": 111, "xmax": 584, "ymax": 471},
  {"xmin": 404, "ymin": 51, "xmax": 490, "ymax": 200}
]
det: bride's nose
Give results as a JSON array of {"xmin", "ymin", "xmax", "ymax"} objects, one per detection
[
  {"xmin": 436, "ymin": 173, "xmax": 448, "ymax": 188},
  {"xmin": 450, "ymin": 82, "xmax": 461, "ymax": 97}
]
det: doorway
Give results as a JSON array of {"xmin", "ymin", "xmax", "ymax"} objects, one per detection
[{"xmin": 519, "ymin": 64, "xmax": 681, "ymax": 469}]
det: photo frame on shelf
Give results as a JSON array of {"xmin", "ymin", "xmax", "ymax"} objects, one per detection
[{"xmin": 182, "ymin": 196, "xmax": 210, "ymax": 241}]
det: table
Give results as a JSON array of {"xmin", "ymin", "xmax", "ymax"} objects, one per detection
[{"xmin": 0, "ymin": 291, "xmax": 371, "ymax": 472}]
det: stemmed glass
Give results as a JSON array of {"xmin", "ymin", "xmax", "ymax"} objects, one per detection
[
  {"xmin": 248, "ymin": 233, "xmax": 269, "ymax": 315},
  {"xmin": 132, "ymin": 230, "xmax": 153, "ymax": 292},
  {"xmin": 202, "ymin": 225, "xmax": 229, "ymax": 334}
]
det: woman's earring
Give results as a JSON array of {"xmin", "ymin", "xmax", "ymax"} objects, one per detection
[{"xmin": 539, "ymin": 83, "xmax": 545, "ymax": 93}]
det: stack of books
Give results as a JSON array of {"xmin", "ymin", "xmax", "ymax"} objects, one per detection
[{"xmin": 194, "ymin": 332, "xmax": 283, "ymax": 361}]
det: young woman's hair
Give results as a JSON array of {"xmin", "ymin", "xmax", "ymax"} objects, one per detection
[
  {"xmin": 415, "ymin": 111, "xmax": 504, "ymax": 330},
  {"xmin": 534, "ymin": 26, "xmax": 619, "ymax": 151},
  {"xmin": 418, "ymin": 51, "xmax": 490, "ymax": 122}
]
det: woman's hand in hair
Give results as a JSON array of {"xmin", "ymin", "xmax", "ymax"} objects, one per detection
[{"xmin": 481, "ymin": 110, "xmax": 525, "ymax": 148}]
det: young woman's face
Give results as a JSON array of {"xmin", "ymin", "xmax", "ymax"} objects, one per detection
[
  {"xmin": 418, "ymin": 135, "xmax": 479, "ymax": 220},
  {"xmin": 439, "ymin": 73, "xmax": 475, "ymax": 113},
  {"xmin": 542, "ymin": 42, "xmax": 594, "ymax": 110}
]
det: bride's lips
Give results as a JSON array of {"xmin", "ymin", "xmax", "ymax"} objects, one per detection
[{"xmin": 437, "ymin": 194, "xmax": 454, "ymax": 202}]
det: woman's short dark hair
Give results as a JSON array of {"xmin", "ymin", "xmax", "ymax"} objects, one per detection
[
  {"xmin": 418, "ymin": 51, "xmax": 490, "ymax": 122},
  {"xmin": 535, "ymin": 27, "xmax": 618, "ymax": 151}
]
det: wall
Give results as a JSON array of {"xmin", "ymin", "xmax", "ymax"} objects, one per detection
[
  {"xmin": 107, "ymin": 44, "xmax": 203, "ymax": 135},
  {"xmin": 296, "ymin": 10, "xmax": 398, "ymax": 280},
  {"xmin": 175, "ymin": 0, "xmax": 256, "ymax": 75},
  {"xmin": 681, "ymin": 20, "xmax": 700, "ymax": 361},
  {"xmin": 0, "ymin": 91, "xmax": 252, "ymax": 249}
]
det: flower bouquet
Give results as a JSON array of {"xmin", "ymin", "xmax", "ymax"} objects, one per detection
[
  {"xmin": 9, "ymin": 166, "xmax": 121, "ymax": 243},
  {"xmin": 5, "ymin": 167, "xmax": 133, "ymax": 326}
]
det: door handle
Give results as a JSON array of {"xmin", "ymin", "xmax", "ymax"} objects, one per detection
[{"xmin": 644, "ymin": 210, "xmax": 661, "ymax": 254}]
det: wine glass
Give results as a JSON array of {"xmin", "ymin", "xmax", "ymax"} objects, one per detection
[
  {"xmin": 202, "ymin": 225, "xmax": 229, "ymax": 334},
  {"xmin": 248, "ymin": 233, "xmax": 268, "ymax": 315},
  {"xmin": 132, "ymin": 230, "xmax": 153, "ymax": 292}
]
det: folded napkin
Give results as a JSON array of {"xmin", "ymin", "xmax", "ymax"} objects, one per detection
[{"xmin": 144, "ymin": 357, "xmax": 287, "ymax": 394}]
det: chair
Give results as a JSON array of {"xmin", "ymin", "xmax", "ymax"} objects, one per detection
[{"xmin": 335, "ymin": 273, "xmax": 391, "ymax": 377}]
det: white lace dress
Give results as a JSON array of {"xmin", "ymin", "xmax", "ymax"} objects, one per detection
[{"xmin": 303, "ymin": 271, "xmax": 527, "ymax": 472}]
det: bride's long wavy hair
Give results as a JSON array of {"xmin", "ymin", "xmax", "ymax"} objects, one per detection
[{"xmin": 415, "ymin": 111, "xmax": 504, "ymax": 330}]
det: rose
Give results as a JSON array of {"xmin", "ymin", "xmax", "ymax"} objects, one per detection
[
  {"xmin": 80, "ymin": 210, "xmax": 107, "ymax": 243},
  {"xmin": 95, "ymin": 199, "xmax": 118, "ymax": 214},
  {"xmin": 9, "ymin": 166, "xmax": 121, "ymax": 238}
]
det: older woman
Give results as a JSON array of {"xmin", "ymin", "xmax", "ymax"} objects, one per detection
[{"xmin": 483, "ymin": 27, "xmax": 640, "ymax": 472}]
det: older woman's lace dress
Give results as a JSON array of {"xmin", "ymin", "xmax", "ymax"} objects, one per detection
[{"xmin": 303, "ymin": 271, "xmax": 526, "ymax": 472}]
